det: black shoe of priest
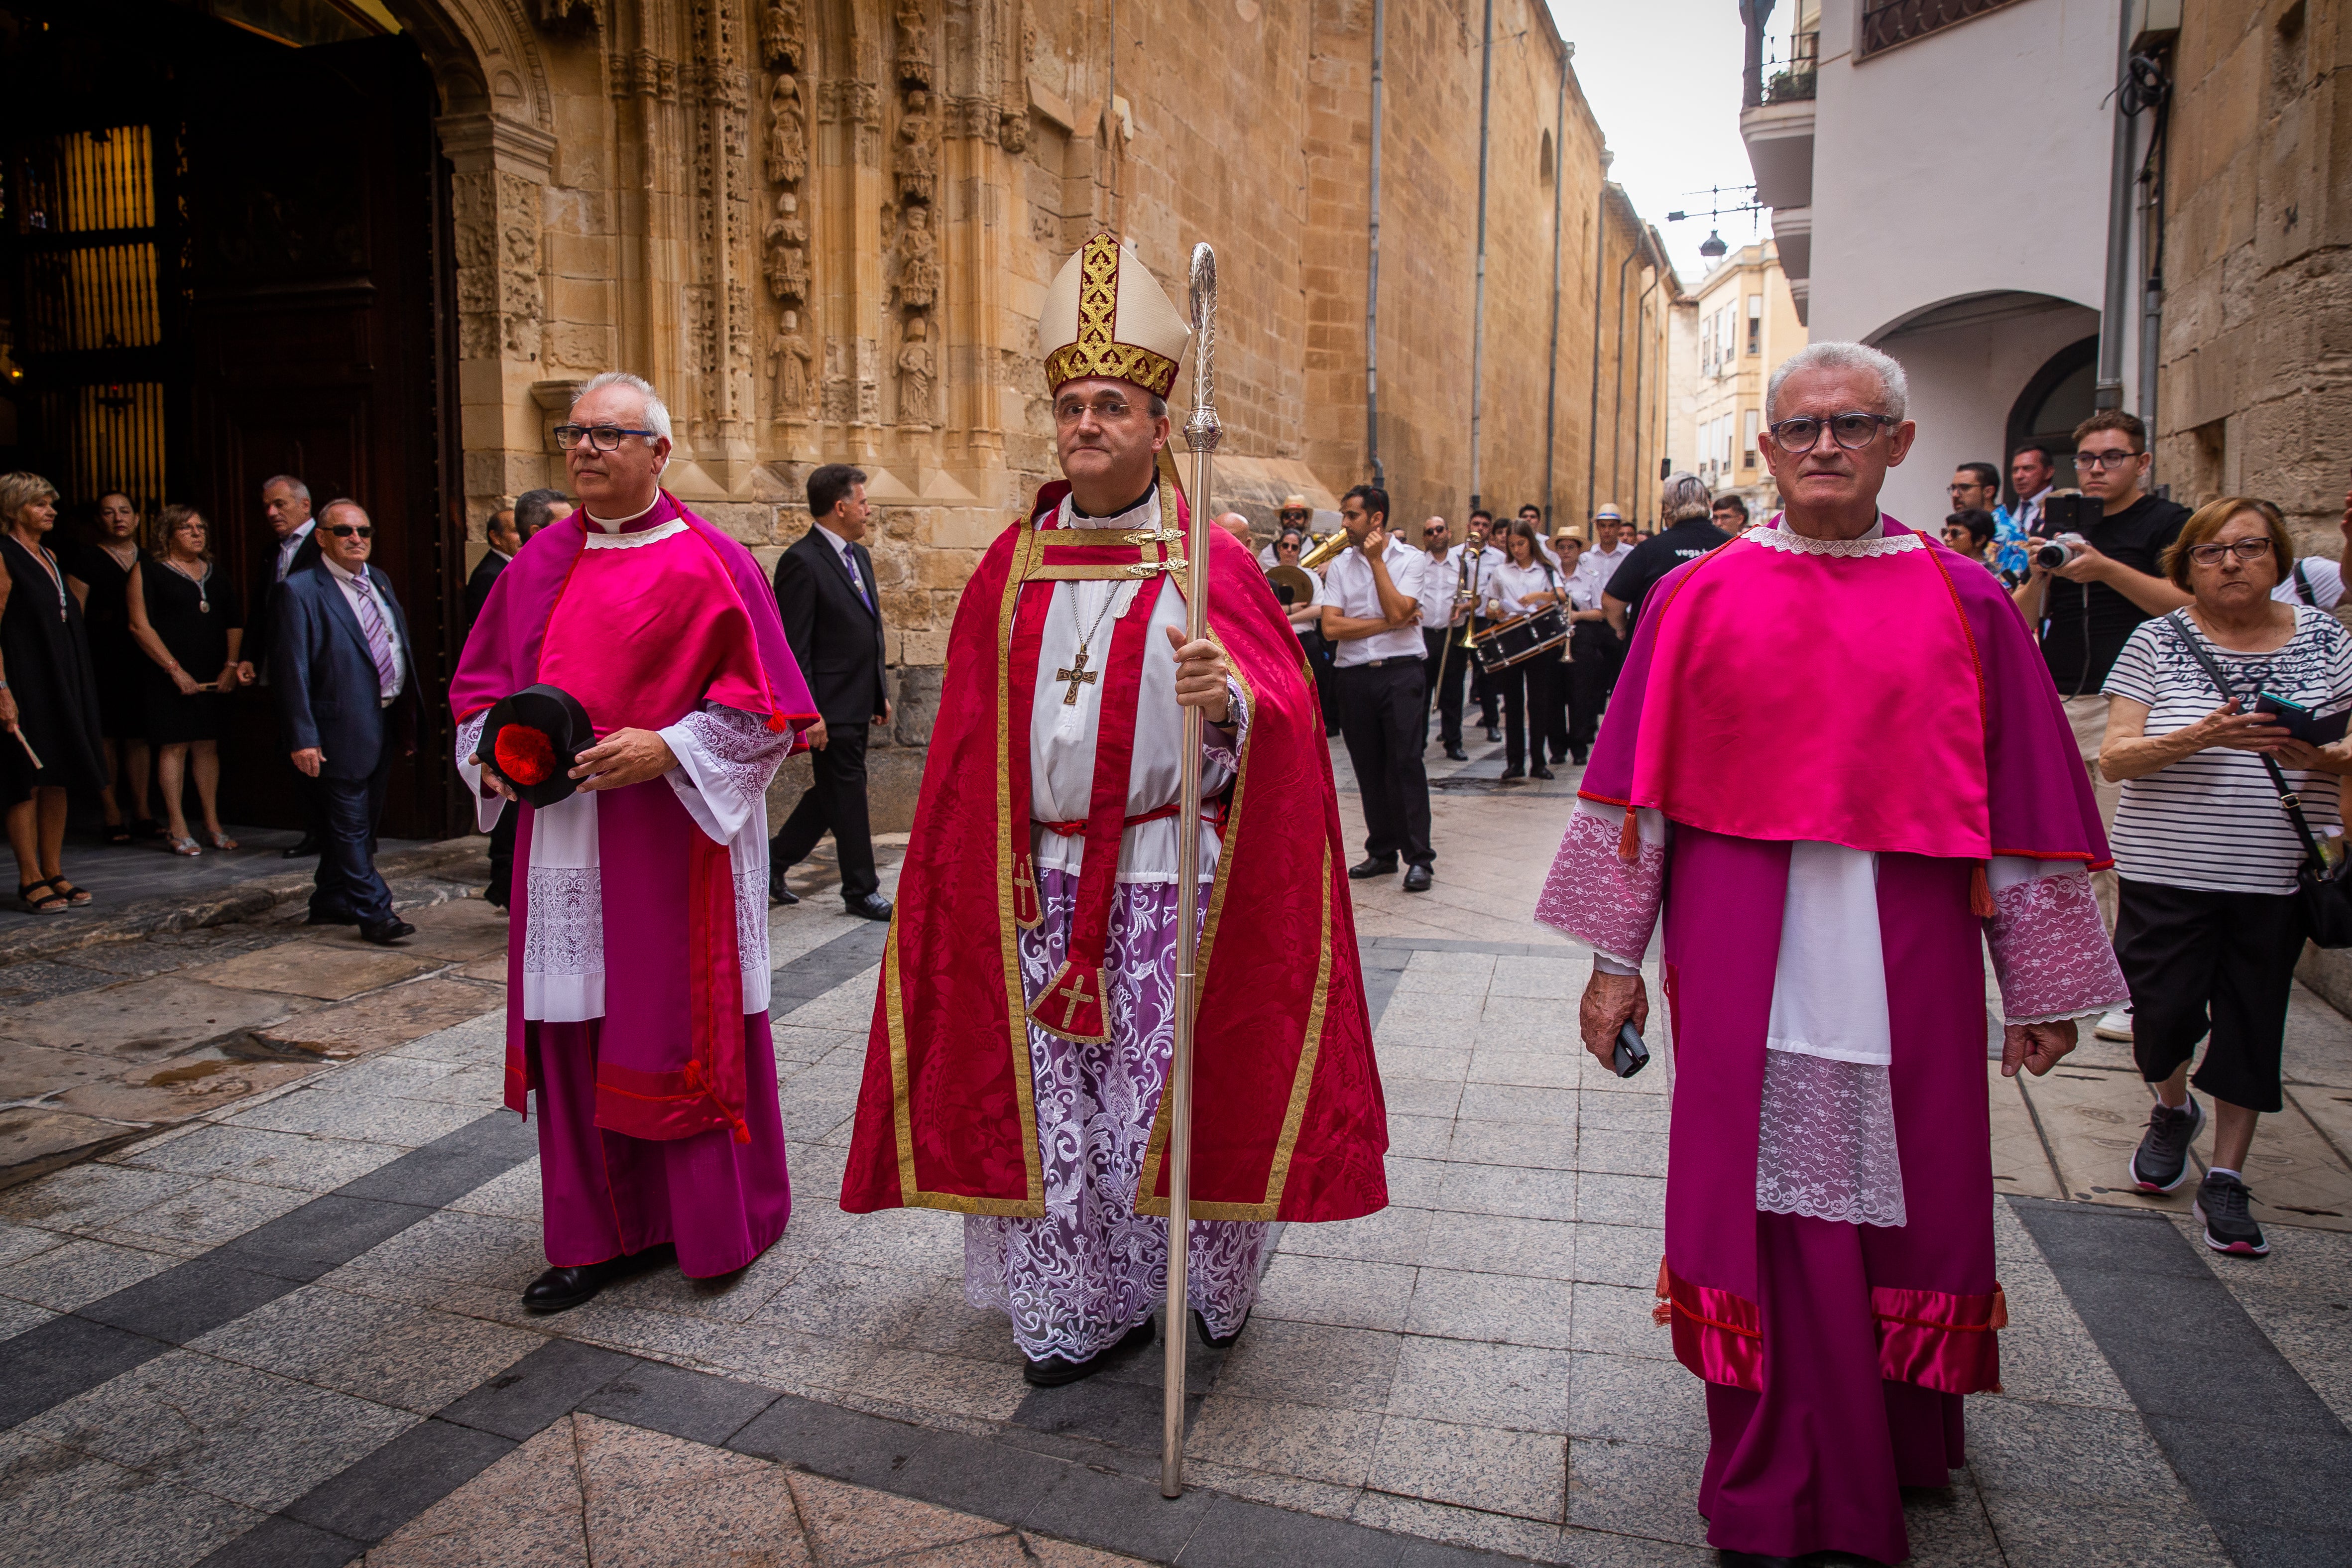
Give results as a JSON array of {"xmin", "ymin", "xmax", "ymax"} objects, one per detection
[
  {"xmin": 521, "ymin": 1242, "xmax": 676, "ymax": 1314},
  {"xmin": 1022, "ymin": 1316, "xmax": 1156, "ymax": 1386},
  {"xmin": 1192, "ymin": 1307, "xmax": 1249, "ymax": 1350}
]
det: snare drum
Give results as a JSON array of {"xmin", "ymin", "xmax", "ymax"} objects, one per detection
[{"xmin": 1471, "ymin": 607, "xmax": 1568, "ymax": 673}]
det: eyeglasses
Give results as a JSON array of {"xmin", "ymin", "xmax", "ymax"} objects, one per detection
[
  {"xmin": 1053, "ymin": 395, "xmax": 1137, "ymax": 424},
  {"xmin": 1766, "ymin": 411, "xmax": 1898, "ymax": 454},
  {"xmin": 325, "ymin": 524, "xmax": 373, "ymax": 539},
  {"xmin": 553, "ymin": 424, "xmax": 659, "ymax": 452},
  {"xmin": 2186, "ymin": 538, "xmax": 2273, "ymax": 566},
  {"xmin": 2072, "ymin": 448, "xmax": 2144, "ymax": 472},
  {"xmin": 1947, "ymin": 482, "xmax": 1989, "ymax": 494}
]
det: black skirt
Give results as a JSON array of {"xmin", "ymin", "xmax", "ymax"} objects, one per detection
[
  {"xmin": 0, "ymin": 533, "xmax": 106, "ymax": 804},
  {"xmin": 139, "ymin": 561, "xmax": 243, "ymax": 746},
  {"xmin": 60, "ymin": 540, "xmax": 144, "ymax": 741}
]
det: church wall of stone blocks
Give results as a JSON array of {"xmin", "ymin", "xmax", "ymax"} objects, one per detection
[{"xmin": 425, "ymin": 0, "xmax": 1662, "ymax": 827}]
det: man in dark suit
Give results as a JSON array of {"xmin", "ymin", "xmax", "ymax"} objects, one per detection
[
  {"xmin": 462, "ymin": 507, "xmax": 521, "ymax": 632},
  {"xmin": 273, "ymin": 498, "xmax": 421, "ymax": 945},
  {"xmin": 258, "ymin": 474, "xmax": 327, "ymax": 857},
  {"xmin": 770, "ymin": 463, "xmax": 891, "ymax": 920}
]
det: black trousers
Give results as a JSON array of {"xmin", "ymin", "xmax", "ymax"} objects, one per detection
[
  {"xmin": 2115, "ymin": 876, "xmax": 2300, "ymax": 1113},
  {"xmin": 1495, "ymin": 658, "xmax": 1566, "ymax": 772},
  {"xmin": 1567, "ymin": 621, "xmax": 1613, "ymax": 753},
  {"xmin": 1467, "ymin": 638, "xmax": 1501, "ymax": 728},
  {"xmin": 1336, "ymin": 659, "xmax": 1432, "ymax": 867},
  {"xmin": 485, "ymin": 809, "xmax": 516, "ymax": 908},
  {"xmin": 773, "ymin": 720, "xmax": 878, "ymax": 900},
  {"xmin": 1423, "ymin": 628, "xmax": 1469, "ymax": 748},
  {"xmin": 312, "ymin": 748, "xmax": 394, "ymax": 926},
  {"xmin": 1302, "ymin": 629, "xmax": 1342, "ymax": 735}
]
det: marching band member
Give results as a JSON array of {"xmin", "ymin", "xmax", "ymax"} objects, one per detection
[
  {"xmin": 1462, "ymin": 512, "xmax": 1507, "ymax": 742},
  {"xmin": 1555, "ymin": 530, "xmax": 1607, "ymax": 767},
  {"xmin": 1414, "ymin": 517, "xmax": 1471, "ymax": 759},
  {"xmin": 1483, "ymin": 518, "xmax": 1568, "ymax": 780}
]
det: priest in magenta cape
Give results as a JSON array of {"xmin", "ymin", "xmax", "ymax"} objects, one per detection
[
  {"xmin": 1541, "ymin": 348, "xmax": 2127, "ymax": 1565},
  {"xmin": 449, "ymin": 370, "xmax": 818, "ymax": 1313},
  {"xmin": 839, "ymin": 233, "xmax": 1387, "ymax": 1383}
]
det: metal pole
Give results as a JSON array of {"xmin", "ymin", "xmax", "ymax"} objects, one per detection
[
  {"xmin": 1584, "ymin": 170, "xmax": 1609, "ymax": 530},
  {"xmin": 1467, "ymin": 0, "xmax": 1494, "ymax": 513},
  {"xmin": 1163, "ymin": 241, "xmax": 1219, "ymax": 1502},
  {"xmin": 2094, "ymin": 0, "xmax": 2133, "ymax": 410},
  {"xmin": 1540, "ymin": 47, "xmax": 1568, "ymax": 525},
  {"xmin": 1610, "ymin": 239, "xmax": 1637, "ymax": 511},
  {"xmin": 1366, "ymin": 0, "xmax": 1386, "ymax": 487}
]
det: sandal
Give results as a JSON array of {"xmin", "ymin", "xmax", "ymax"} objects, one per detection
[
  {"xmin": 168, "ymin": 837, "xmax": 202, "ymax": 857},
  {"xmin": 104, "ymin": 821, "xmax": 132, "ymax": 846},
  {"xmin": 205, "ymin": 831, "xmax": 238, "ymax": 851},
  {"xmin": 42, "ymin": 877, "xmax": 92, "ymax": 905},
  {"xmin": 18, "ymin": 882, "xmax": 69, "ymax": 915}
]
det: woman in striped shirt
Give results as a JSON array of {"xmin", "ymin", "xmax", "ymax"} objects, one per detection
[{"xmin": 2099, "ymin": 497, "xmax": 2352, "ymax": 1258}]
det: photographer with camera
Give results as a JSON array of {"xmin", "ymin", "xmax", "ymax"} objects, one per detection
[{"xmin": 2012, "ymin": 411, "xmax": 2191, "ymax": 943}]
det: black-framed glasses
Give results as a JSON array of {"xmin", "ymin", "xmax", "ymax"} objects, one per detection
[
  {"xmin": 2186, "ymin": 538, "xmax": 2273, "ymax": 566},
  {"xmin": 325, "ymin": 524, "xmax": 373, "ymax": 539},
  {"xmin": 553, "ymin": 424, "xmax": 659, "ymax": 452},
  {"xmin": 2073, "ymin": 448, "xmax": 2144, "ymax": 472},
  {"xmin": 1767, "ymin": 411, "xmax": 1899, "ymax": 454}
]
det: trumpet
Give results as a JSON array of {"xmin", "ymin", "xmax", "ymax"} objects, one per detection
[{"xmin": 1298, "ymin": 530, "xmax": 1348, "ymax": 571}]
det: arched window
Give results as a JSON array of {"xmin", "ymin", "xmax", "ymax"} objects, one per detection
[{"xmin": 1539, "ymin": 129, "xmax": 1554, "ymax": 184}]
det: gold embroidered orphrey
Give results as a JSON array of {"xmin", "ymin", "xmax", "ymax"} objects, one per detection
[{"xmin": 1043, "ymin": 233, "xmax": 1181, "ymax": 398}]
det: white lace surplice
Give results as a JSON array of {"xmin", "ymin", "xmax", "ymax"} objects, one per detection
[{"xmin": 455, "ymin": 704, "xmax": 792, "ymax": 1019}]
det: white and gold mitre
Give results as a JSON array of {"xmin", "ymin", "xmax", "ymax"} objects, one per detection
[{"xmin": 1039, "ymin": 232, "xmax": 1189, "ymax": 398}]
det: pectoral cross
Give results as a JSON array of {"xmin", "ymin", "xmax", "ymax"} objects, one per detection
[
  {"xmin": 1053, "ymin": 969, "xmax": 1094, "ymax": 1028},
  {"xmin": 1056, "ymin": 647, "xmax": 1100, "ymax": 706}
]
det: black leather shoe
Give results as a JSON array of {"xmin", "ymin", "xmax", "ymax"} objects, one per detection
[
  {"xmin": 359, "ymin": 917, "xmax": 415, "ymax": 946},
  {"xmin": 1485, "ymin": 726, "xmax": 1502, "ymax": 743},
  {"xmin": 1023, "ymin": 1317, "xmax": 1155, "ymax": 1387},
  {"xmin": 282, "ymin": 836, "xmax": 321, "ymax": 858},
  {"xmin": 1193, "ymin": 1307, "xmax": 1249, "ymax": 1350},
  {"xmin": 769, "ymin": 879, "xmax": 799, "ymax": 906},
  {"xmin": 1348, "ymin": 856, "xmax": 1398, "ymax": 879},
  {"xmin": 1570, "ymin": 747, "xmax": 1589, "ymax": 766},
  {"xmin": 843, "ymin": 891, "xmax": 893, "ymax": 922},
  {"xmin": 1402, "ymin": 864, "xmax": 1433, "ymax": 892},
  {"xmin": 1500, "ymin": 766, "xmax": 1526, "ymax": 781},
  {"xmin": 1444, "ymin": 746, "xmax": 1468, "ymax": 761},
  {"xmin": 1531, "ymin": 764, "xmax": 1555, "ymax": 780},
  {"xmin": 522, "ymin": 1243, "xmax": 676, "ymax": 1314}
]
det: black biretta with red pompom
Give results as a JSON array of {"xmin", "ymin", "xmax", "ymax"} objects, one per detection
[{"xmin": 481, "ymin": 684, "xmax": 594, "ymax": 809}]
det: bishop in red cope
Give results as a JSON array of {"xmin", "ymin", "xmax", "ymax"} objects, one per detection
[{"xmin": 839, "ymin": 234, "xmax": 1389, "ymax": 1386}]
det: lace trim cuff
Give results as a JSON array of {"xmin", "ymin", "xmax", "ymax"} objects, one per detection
[
  {"xmin": 1986, "ymin": 870, "xmax": 2129, "ymax": 1025},
  {"xmin": 1535, "ymin": 806, "xmax": 1663, "ymax": 960}
]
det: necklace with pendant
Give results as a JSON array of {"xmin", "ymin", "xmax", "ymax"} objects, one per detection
[
  {"xmin": 172, "ymin": 557, "xmax": 209, "ymax": 613},
  {"xmin": 1056, "ymin": 584, "xmax": 1120, "ymax": 707}
]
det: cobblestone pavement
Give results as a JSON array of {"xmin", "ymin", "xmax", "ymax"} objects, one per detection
[{"xmin": 0, "ymin": 741, "xmax": 2348, "ymax": 1565}]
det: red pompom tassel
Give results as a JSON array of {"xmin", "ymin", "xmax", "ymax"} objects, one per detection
[
  {"xmin": 1618, "ymin": 806, "xmax": 1641, "ymax": 864},
  {"xmin": 1970, "ymin": 862, "xmax": 1995, "ymax": 919},
  {"xmin": 766, "ymin": 711, "xmax": 791, "ymax": 733},
  {"xmin": 494, "ymin": 724, "xmax": 559, "ymax": 786}
]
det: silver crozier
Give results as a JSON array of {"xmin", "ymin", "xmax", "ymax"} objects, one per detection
[{"xmin": 1163, "ymin": 241, "xmax": 1219, "ymax": 1500}]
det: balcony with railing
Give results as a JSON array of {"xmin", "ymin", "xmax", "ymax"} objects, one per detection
[
  {"xmin": 1745, "ymin": 30, "xmax": 1819, "ymax": 108},
  {"xmin": 1740, "ymin": 28, "xmax": 1817, "ymax": 216},
  {"xmin": 1859, "ymin": 0, "xmax": 2026, "ymax": 58}
]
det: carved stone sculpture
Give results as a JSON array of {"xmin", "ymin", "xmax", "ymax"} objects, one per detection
[
  {"xmin": 771, "ymin": 310, "xmax": 815, "ymax": 417},
  {"xmin": 897, "ymin": 204, "xmax": 939, "ymax": 311},
  {"xmin": 764, "ymin": 191, "xmax": 809, "ymax": 304},
  {"xmin": 896, "ymin": 0, "xmax": 933, "ymax": 89},
  {"xmin": 897, "ymin": 316, "xmax": 935, "ymax": 425},
  {"xmin": 762, "ymin": 0, "xmax": 803, "ymax": 73},
  {"xmin": 895, "ymin": 113, "xmax": 937, "ymax": 205},
  {"xmin": 768, "ymin": 75, "xmax": 807, "ymax": 186}
]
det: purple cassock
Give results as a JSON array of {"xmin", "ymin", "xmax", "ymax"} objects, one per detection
[
  {"xmin": 450, "ymin": 492, "xmax": 819, "ymax": 1279},
  {"xmin": 1537, "ymin": 518, "xmax": 2127, "ymax": 1564}
]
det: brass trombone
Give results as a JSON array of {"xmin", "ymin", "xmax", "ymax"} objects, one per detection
[{"xmin": 1297, "ymin": 529, "xmax": 1349, "ymax": 571}]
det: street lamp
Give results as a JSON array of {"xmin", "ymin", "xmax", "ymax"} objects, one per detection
[{"xmin": 1699, "ymin": 230, "xmax": 1728, "ymax": 260}]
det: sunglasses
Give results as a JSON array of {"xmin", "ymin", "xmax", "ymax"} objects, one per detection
[{"xmin": 325, "ymin": 525, "xmax": 373, "ymax": 539}]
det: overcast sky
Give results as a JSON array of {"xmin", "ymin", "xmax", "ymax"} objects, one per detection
[{"xmin": 1543, "ymin": 0, "xmax": 1773, "ymax": 287}]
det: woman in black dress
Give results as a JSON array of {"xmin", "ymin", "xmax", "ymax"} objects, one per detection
[
  {"xmin": 126, "ymin": 505, "xmax": 249, "ymax": 856},
  {"xmin": 62, "ymin": 490, "xmax": 157, "ymax": 843},
  {"xmin": 0, "ymin": 473, "xmax": 107, "ymax": 912}
]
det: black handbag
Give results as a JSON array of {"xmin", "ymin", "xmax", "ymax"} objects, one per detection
[{"xmin": 2163, "ymin": 610, "xmax": 2352, "ymax": 947}]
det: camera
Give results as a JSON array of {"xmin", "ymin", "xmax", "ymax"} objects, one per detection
[{"xmin": 2033, "ymin": 533, "xmax": 2090, "ymax": 570}]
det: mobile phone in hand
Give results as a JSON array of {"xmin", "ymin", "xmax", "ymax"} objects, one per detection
[{"xmin": 1612, "ymin": 1022, "xmax": 1650, "ymax": 1079}]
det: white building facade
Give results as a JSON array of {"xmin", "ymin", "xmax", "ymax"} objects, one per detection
[{"xmin": 1743, "ymin": 0, "xmax": 2171, "ymax": 526}]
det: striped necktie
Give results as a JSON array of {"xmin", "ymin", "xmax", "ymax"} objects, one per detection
[
  {"xmin": 842, "ymin": 544, "xmax": 871, "ymax": 610},
  {"xmin": 351, "ymin": 578, "xmax": 399, "ymax": 692}
]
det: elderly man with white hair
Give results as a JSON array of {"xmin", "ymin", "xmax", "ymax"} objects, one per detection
[
  {"xmin": 1539, "ymin": 341, "xmax": 2127, "ymax": 1565},
  {"xmin": 1600, "ymin": 472, "xmax": 1732, "ymax": 639},
  {"xmin": 449, "ymin": 371, "xmax": 820, "ymax": 1315}
]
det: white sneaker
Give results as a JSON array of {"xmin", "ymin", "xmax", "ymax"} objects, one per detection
[{"xmin": 2095, "ymin": 1006, "xmax": 2134, "ymax": 1042}]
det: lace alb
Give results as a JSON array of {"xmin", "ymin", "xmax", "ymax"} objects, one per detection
[
  {"xmin": 1757, "ymin": 1051, "xmax": 1907, "ymax": 1227},
  {"xmin": 582, "ymin": 518, "xmax": 687, "ymax": 551},
  {"xmin": 1751, "ymin": 523, "xmax": 1922, "ymax": 559}
]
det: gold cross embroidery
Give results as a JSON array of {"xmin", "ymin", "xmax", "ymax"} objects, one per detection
[
  {"xmin": 1056, "ymin": 647, "xmax": 1100, "ymax": 706},
  {"xmin": 1053, "ymin": 969, "xmax": 1094, "ymax": 1029}
]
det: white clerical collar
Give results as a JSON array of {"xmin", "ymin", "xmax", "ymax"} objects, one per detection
[
  {"xmin": 585, "ymin": 493, "xmax": 661, "ymax": 533},
  {"xmin": 1060, "ymin": 487, "xmax": 1157, "ymax": 528}
]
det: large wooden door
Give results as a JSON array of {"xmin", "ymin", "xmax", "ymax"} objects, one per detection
[{"xmin": 181, "ymin": 34, "xmax": 451, "ymax": 838}]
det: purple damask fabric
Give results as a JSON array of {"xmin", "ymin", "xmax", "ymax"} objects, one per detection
[
  {"xmin": 1985, "ymin": 870, "xmax": 2129, "ymax": 1024},
  {"xmin": 964, "ymin": 865, "xmax": 1271, "ymax": 1362},
  {"xmin": 1535, "ymin": 804, "xmax": 1665, "ymax": 965}
]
